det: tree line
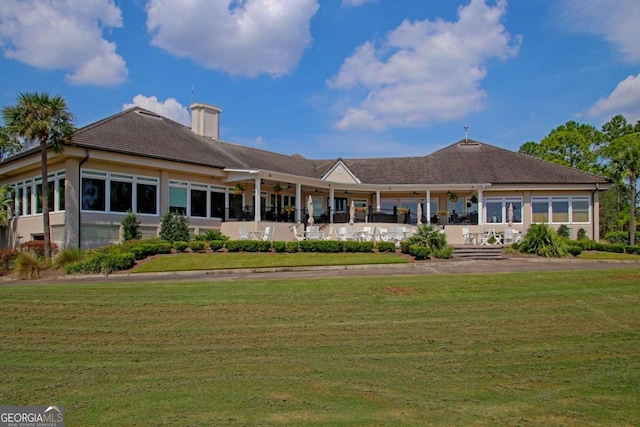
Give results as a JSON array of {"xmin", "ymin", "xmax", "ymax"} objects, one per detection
[{"xmin": 519, "ymin": 115, "xmax": 640, "ymax": 245}]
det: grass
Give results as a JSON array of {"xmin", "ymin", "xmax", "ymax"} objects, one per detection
[
  {"xmin": 132, "ymin": 252, "xmax": 409, "ymax": 273},
  {"xmin": 579, "ymin": 250, "xmax": 640, "ymax": 260},
  {"xmin": 1, "ymin": 269, "xmax": 639, "ymax": 425}
]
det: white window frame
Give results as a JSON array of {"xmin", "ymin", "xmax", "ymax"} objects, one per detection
[
  {"xmin": 13, "ymin": 171, "xmax": 65, "ymax": 217},
  {"xmin": 531, "ymin": 195, "xmax": 592, "ymax": 224},
  {"xmin": 82, "ymin": 169, "xmax": 159, "ymax": 215}
]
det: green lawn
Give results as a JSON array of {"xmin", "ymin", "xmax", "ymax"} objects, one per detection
[
  {"xmin": 1, "ymin": 269, "xmax": 639, "ymax": 426},
  {"xmin": 579, "ymin": 250, "xmax": 640, "ymax": 260},
  {"xmin": 132, "ymin": 252, "xmax": 409, "ymax": 273}
]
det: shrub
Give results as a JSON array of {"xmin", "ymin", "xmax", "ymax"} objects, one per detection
[
  {"xmin": 13, "ymin": 252, "xmax": 49, "ymax": 280},
  {"xmin": 19, "ymin": 240, "xmax": 59, "ymax": 258},
  {"xmin": 401, "ymin": 224, "xmax": 450, "ymax": 259},
  {"xmin": 556, "ymin": 224, "xmax": 571, "ymax": 239},
  {"xmin": 343, "ymin": 241, "xmax": 374, "ymax": 253},
  {"xmin": 159, "ymin": 211, "xmax": 190, "ymax": 242},
  {"xmin": 197, "ymin": 229, "xmax": 229, "ymax": 242},
  {"xmin": 121, "ymin": 210, "xmax": 142, "ymax": 241},
  {"xmin": 577, "ymin": 228, "xmax": 588, "ymax": 241},
  {"xmin": 53, "ymin": 248, "xmax": 85, "ymax": 269},
  {"xmin": 173, "ymin": 241, "xmax": 189, "ymax": 252},
  {"xmin": 567, "ymin": 244, "xmax": 583, "ymax": 257},
  {"xmin": 208, "ymin": 240, "xmax": 225, "ymax": 252},
  {"xmin": 300, "ymin": 240, "xmax": 344, "ymax": 253},
  {"xmin": 604, "ymin": 231, "xmax": 629, "ymax": 245},
  {"xmin": 189, "ymin": 241, "xmax": 206, "ymax": 252},
  {"xmin": 434, "ymin": 246, "xmax": 454, "ymax": 259},
  {"xmin": 224, "ymin": 240, "xmax": 271, "ymax": 252},
  {"xmin": 519, "ymin": 224, "xmax": 568, "ymax": 257},
  {"xmin": 272, "ymin": 241, "xmax": 287, "ymax": 253},
  {"xmin": 285, "ymin": 241, "xmax": 299, "ymax": 253},
  {"xmin": 376, "ymin": 241, "xmax": 396, "ymax": 252},
  {"xmin": 409, "ymin": 244, "xmax": 431, "ymax": 260},
  {"xmin": 0, "ymin": 248, "xmax": 19, "ymax": 274},
  {"xmin": 63, "ymin": 252, "xmax": 135, "ymax": 275}
]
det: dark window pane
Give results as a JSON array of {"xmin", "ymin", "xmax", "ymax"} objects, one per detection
[
  {"xmin": 137, "ymin": 183, "xmax": 157, "ymax": 215},
  {"xmin": 191, "ymin": 189, "xmax": 207, "ymax": 217},
  {"xmin": 169, "ymin": 187, "xmax": 187, "ymax": 215},
  {"xmin": 82, "ymin": 177, "xmax": 105, "ymax": 211},
  {"xmin": 58, "ymin": 178, "xmax": 65, "ymax": 211},
  {"xmin": 110, "ymin": 181, "xmax": 133, "ymax": 212},
  {"xmin": 25, "ymin": 186, "xmax": 31, "ymax": 215},
  {"xmin": 35, "ymin": 184, "xmax": 43, "ymax": 214},
  {"xmin": 47, "ymin": 180, "xmax": 55, "ymax": 212},
  {"xmin": 210, "ymin": 192, "xmax": 225, "ymax": 218}
]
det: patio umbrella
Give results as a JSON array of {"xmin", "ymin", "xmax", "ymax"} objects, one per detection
[
  {"xmin": 508, "ymin": 202, "xmax": 514, "ymax": 227},
  {"xmin": 349, "ymin": 200, "xmax": 355, "ymax": 225},
  {"xmin": 307, "ymin": 195, "xmax": 314, "ymax": 225},
  {"xmin": 417, "ymin": 202, "xmax": 423, "ymax": 225}
]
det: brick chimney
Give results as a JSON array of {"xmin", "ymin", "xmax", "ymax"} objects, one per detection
[{"xmin": 190, "ymin": 103, "xmax": 221, "ymax": 140}]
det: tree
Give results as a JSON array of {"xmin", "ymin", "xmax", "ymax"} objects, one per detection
[
  {"xmin": 0, "ymin": 126, "xmax": 23, "ymax": 160},
  {"xmin": 2, "ymin": 92, "xmax": 75, "ymax": 260},
  {"xmin": 518, "ymin": 121, "xmax": 604, "ymax": 174},
  {"xmin": 602, "ymin": 132, "xmax": 640, "ymax": 245}
]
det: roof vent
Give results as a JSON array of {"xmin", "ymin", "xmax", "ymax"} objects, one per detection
[
  {"xmin": 190, "ymin": 103, "xmax": 221, "ymax": 140},
  {"xmin": 136, "ymin": 109, "xmax": 162, "ymax": 119}
]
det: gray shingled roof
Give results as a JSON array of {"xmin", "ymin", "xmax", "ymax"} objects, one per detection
[
  {"xmin": 73, "ymin": 108, "xmax": 318, "ymax": 177},
  {"xmin": 337, "ymin": 140, "xmax": 609, "ymax": 185},
  {"xmin": 67, "ymin": 108, "xmax": 607, "ymax": 186}
]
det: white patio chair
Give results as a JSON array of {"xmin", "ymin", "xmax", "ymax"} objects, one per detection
[
  {"xmin": 503, "ymin": 228, "xmax": 514, "ymax": 245},
  {"xmin": 238, "ymin": 226, "xmax": 249, "ymax": 240},
  {"xmin": 262, "ymin": 226, "xmax": 274, "ymax": 241},
  {"xmin": 290, "ymin": 224, "xmax": 305, "ymax": 242},
  {"xmin": 378, "ymin": 227, "xmax": 390, "ymax": 242},
  {"xmin": 323, "ymin": 225, "xmax": 334, "ymax": 240},
  {"xmin": 362, "ymin": 226, "xmax": 374, "ymax": 242},
  {"xmin": 337, "ymin": 227, "xmax": 348, "ymax": 241},
  {"xmin": 462, "ymin": 227, "xmax": 472, "ymax": 245},
  {"xmin": 394, "ymin": 227, "xmax": 405, "ymax": 243},
  {"xmin": 306, "ymin": 226, "xmax": 321, "ymax": 240}
]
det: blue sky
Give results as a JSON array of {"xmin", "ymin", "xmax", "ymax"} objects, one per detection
[{"xmin": 1, "ymin": 0, "xmax": 639, "ymax": 160}]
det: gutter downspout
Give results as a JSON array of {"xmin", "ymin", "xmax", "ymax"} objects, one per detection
[
  {"xmin": 592, "ymin": 183, "xmax": 599, "ymax": 241},
  {"xmin": 78, "ymin": 149, "xmax": 90, "ymax": 249}
]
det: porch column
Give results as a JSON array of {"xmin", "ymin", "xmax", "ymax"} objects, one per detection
[
  {"xmin": 329, "ymin": 188, "xmax": 335, "ymax": 224},
  {"xmin": 254, "ymin": 177, "xmax": 261, "ymax": 229},
  {"xmin": 224, "ymin": 190, "xmax": 229, "ymax": 221},
  {"xmin": 295, "ymin": 183, "xmax": 302, "ymax": 223},
  {"xmin": 376, "ymin": 190, "xmax": 380, "ymax": 211},
  {"xmin": 426, "ymin": 190, "xmax": 431, "ymax": 224},
  {"xmin": 478, "ymin": 188, "xmax": 484, "ymax": 226}
]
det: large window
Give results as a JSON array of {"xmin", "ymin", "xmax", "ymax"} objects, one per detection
[
  {"xmin": 82, "ymin": 170, "xmax": 158, "ymax": 214},
  {"xmin": 485, "ymin": 197, "xmax": 523, "ymax": 224},
  {"xmin": 190, "ymin": 183, "xmax": 207, "ymax": 217},
  {"xmin": 169, "ymin": 182, "xmax": 187, "ymax": 215},
  {"xmin": 13, "ymin": 172, "xmax": 65, "ymax": 216},
  {"xmin": 210, "ymin": 188, "xmax": 225, "ymax": 218},
  {"xmin": 531, "ymin": 196, "xmax": 590, "ymax": 224},
  {"xmin": 170, "ymin": 180, "xmax": 231, "ymax": 219}
]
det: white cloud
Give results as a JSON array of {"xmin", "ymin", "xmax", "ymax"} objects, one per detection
[
  {"xmin": 0, "ymin": 0, "xmax": 127, "ymax": 86},
  {"xmin": 588, "ymin": 73, "xmax": 640, "ymax": 120},
  {"xmin": 341, "ymin": 0, "xmax": 376, "ymax": 7},
  {"xmin": 146, "ymin": 0, "xmax": 319, "ymax": 77},
  {"xmin": 559, "ymin": 0, "xmax": 640, "ymax": 63},
  {"xmin": 123, "ymin": 95, "xmax": 190, "ymax": 126},
  {"xmin": 327, "ymin": 0, "xmax": 520, "ymax": 131}
]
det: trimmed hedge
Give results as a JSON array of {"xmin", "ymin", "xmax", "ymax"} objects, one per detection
[
  {"xmin": 225, "ymin": 240, "xmax": 272, "ymax": 252},
  {"xmin": 189, "ymin": 241, "xmax": 206, "ymax": 252},
  {"xmin": 285, "ymin": 241, "xmax": 299, "ymax": 253},
  {"xmin": 173, "ymin": 241, "xmax": 189, "ymax": 252},
  {"xmin": 409, "ymin": 244, "xmax": 430, "ymax": 260},
  {"xmin": 376, "ymin": 241, "xmax": 396, "ymax": 252},
  {"xmin": 343, "ymin": 241, "xmax": 374, "ymax": 253},
  {"xmin": 299, "ymin": 240, "xmax": 344, "ymax": 253},
  {"xmin": 18, "ymin": 241, "xmax": 59, "ymax": 258},
  {"xmin": 272, "ymin": 241, "xmax": 287, "ymax": 253},
  {"xmin": 64, "ymin": 252, "xmax": 135, "ymax": 275},
  {"xmin": 208, "ymin": 240, "xmax": 225, "ymax": 252}
]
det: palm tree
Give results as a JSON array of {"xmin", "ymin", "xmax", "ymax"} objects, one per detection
[
  {"xmin": 2, "ymin": 92, "xmax": 75, "ymax": 260},
  {"xmin": 603, "ymin": 133, "xmax": 640, "ymax": 245}
]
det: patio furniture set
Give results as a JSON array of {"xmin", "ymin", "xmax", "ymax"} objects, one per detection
[
  {"xmin": 462, "ymin": 227, "xmax": 522, "ymax": 246},
  {"xmin": 290, "ymin": 225, "xmax": 415, "ymax": 242}
]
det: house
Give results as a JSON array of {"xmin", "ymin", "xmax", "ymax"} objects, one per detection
[{"xmin": 0, "ymin": 103, "xmax": 610, "ymax": 248}]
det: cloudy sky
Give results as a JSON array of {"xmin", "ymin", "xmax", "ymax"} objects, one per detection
[{"xmin": 1, "ymin": 0, "xmax": 639, "ymax": 159}]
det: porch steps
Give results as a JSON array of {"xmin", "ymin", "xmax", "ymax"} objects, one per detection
[{"xmin": 452, "ymin": 245, "xmax": 506, "ymax": 260}]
